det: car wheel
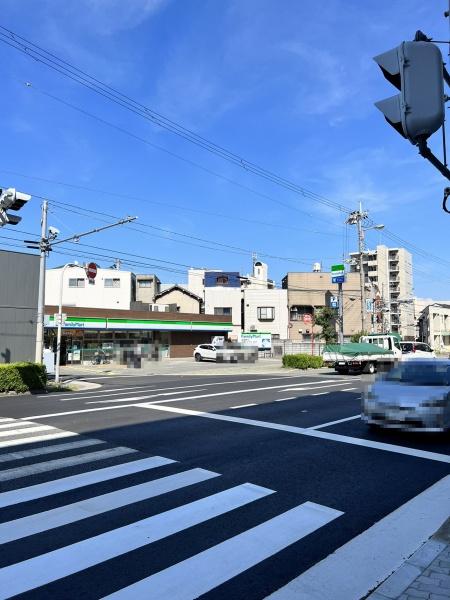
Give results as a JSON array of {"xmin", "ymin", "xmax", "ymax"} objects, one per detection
[
  {"xmin": 367, "ymin": 363, "xmax": 376, "ymax": 375},
  {"xmin": 195, "ymin": 353, "xmax": 202, "ymax": 362}
]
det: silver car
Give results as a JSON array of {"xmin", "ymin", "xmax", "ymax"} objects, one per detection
[{"xmin": 362, "ymin": 360, "xmax": 450, "ymax": 432}]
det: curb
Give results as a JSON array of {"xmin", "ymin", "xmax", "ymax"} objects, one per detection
[{"xmin": 367, "ymin": 517, "xmax": 450, "ymax": 599}]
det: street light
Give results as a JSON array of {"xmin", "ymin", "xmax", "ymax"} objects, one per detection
[{"xmin": 55, "ymin": 262, "xmax": 83, "ymax": 384}]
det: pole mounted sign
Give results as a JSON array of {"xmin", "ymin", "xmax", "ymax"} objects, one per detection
[
  {"xmin": 331, "ymin": 264, "xmax": 345, "ymax": 284},
  {"xmin": 86, "ymin": 262, "xmax": 98, "ymax": 284}
]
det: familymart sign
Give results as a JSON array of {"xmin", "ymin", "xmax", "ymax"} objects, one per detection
[{"xmin": 331, "ymin": 264, "xmax": 345, "ymax": 284}]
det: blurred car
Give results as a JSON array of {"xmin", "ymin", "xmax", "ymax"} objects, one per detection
[
  {"xmin": 362, "ymin": 360, "xmax": 450, "ymax": 432},
  {"xmin": 194, "ymin": 344, "xmax": 217, "ymax": 362},
  {"xmin": 399, "ymin": 341, "xmax": 435, "ymax": 357}
]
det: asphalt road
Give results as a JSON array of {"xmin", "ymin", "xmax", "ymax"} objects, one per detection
[{"xmin": 0, "ymin": 371, "xmax": 449, "ymax": 600}]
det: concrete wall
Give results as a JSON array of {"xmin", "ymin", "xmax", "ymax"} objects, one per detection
[
  {"xmin": 0, "ymin": 250, "xmax": 39, "ymax": 363},
  {"xmin": 135, "ymin": 275, "xmax": 160, "ymax": 304},
  {"xmin": 243, "ymin": 289, "xmax": 288, "ymax": 338},
  {"xmin": 46, "ymin": 267, "xmax": 135, "ymax": 310}
]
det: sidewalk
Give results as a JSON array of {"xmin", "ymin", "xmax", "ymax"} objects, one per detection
[{"xmin": 368, "ymin": 517, "xmax": 450, "ymax": 600}]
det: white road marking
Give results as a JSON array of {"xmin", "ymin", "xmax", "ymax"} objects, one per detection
[
  {"xmin": 0, "ymin": 446, "xmax": 136, "ymax": 481},
  {"xmin": 0, "ymin": 430, "xmax": 76, "ymax": 448},
  {"xmin": 0, "ymin": 425, "xmax": 53, "ymax": 438},
  {"xmin": 308, "ymin": 415, "xmax": 361, "ymax": 430},
  {"xmin": 24, "ymin": 404, "xmax": 145, "ymax": 420},
  {"xmin": 0, "ymin": 421, "xmax": 37, "ymax": 430},
  {"xmin": 0, "ymin": 468, "xmax": 219, "ymax": 544},
  {"xmin": 267, "ymin": 475, "xmax": 450, "ymax": 600},
  {"xmin": 87, "ymin": 389, "xmax": 207, "ymax": 405},
  {"xmin": 104, "ymin": 502, "xmax": 343, "ymax": 600},
  {"xmin": 274, "ymin": 397, "xmax": 296, "ymax": 402},
  {"xmin": 0, "ymin": 455, "xmax": 175, "ymax": 509},
  {"xmin": 312, "ymin": 393, "xmax": 329, "ymax": 396},
  {"xmin": 0, "ymin": 418, "xmax": 14, "ymax": 423},
  {"xmin": 341, "ymin": 388, "xmax": 358, "ymax": 391},
  {"xmin": 0, "ymin": 438, "xmax": 104, "ymax": 464},
  {"xmin": 230, "ymin": 403, "xmax": 257, "ymax": 409},
  {"xmin": 140, "ymin": 405, "xmax": 450, "ymax": 464},
  {"xmin": 278, "ymin": 383, "xmax": 357, "ymax": 393},
  {"xmin": 62, "ymin": 387, "xmax": 205, "ymax": 403},
  {"xmin": 0, "ymin": 483, "xmax": 274, "ymax": 598}
]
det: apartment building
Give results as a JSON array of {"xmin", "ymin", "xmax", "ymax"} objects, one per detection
[
  {"xmin": 418, "ymin": 303, "xmax": 450, "ymax": 351},
  {"xmin": 282, "ymin": 270, "xmax": 362, "ymax": 341},
  {"xmin": 348, "ymin": 245, "xmax": 414, "ymax": 339}
]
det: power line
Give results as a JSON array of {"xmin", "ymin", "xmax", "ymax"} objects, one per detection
[{"xmin": 0, "ymin": 26, "xmax": 350, "ymax": 215}]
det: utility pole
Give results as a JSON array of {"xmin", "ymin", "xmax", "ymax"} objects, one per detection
[
  {"xmin": 27, "ymin": 213, "xmax": 137, "ymax": 366},
  {"xmin": 346, "ymin": 202, "xmax": 384, "ymax": 334},
  {"xmin": 338, "ymin": 282, "xmax": 344, "ymax": 344},
  {"xmin": 34, "ymin": 201, "xmax": 48, "ymax": 363}
]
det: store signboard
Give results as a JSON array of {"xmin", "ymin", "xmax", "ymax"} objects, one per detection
[{"xmin": 241, "ymin": 332, "xmax": 272, "ymax": 349}]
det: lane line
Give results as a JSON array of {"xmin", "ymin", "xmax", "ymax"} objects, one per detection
[
  {"xmin": 0, "ymin": 438, "xmax": 104, "ymax": 464},
  {"xmin": 0, "ymin": 455, "xmax": 175, "ymax": 509},
  {"xmin": 103, "ymin": 502, "xmax": 343, "ymax": 600},
  {"xmin": 0, "ymin": 430, "xmax": 76, "ymax": 449},
  {"xmin": 0, "ymin": 425, "xmax": 54, "ymax": 438},
  {"xmin": 274, "ymin": 397, "xmax": 296, "ymax": 402},
  {"xmin": 267, "ymin": 475, "xmax": 450, "ymax": 600},
  {"xmin": 24, "ymin": 404, "xmax": 147, "ymax": 420},
  {"xmin": 87, "ymin": 389, "xmax": 208, "ymax": 405},
  {"xmin": 341, "ymin": 388, "xmax": 358, "ymax": 392},
  {"xmin": 0, "ymin": 447, "xmax": 137, "ymax": 482},
  {"xmin": 0, "ymin": 483, "xmax": 274, "ymax": 598},
  {"xmin": 312, "ymin": 393, "xmax": 328, "ymax": 396},
  {"xmin": 308, "ymin": 415, "xmax": 361, "ymax": 430},
  {"xmin": 62, "ymin": 388, "xmax": 205, "ymax": 403},
  {"xmin": 229, "ymin": 403, "xmax": 257, "ymax": 409},
  {"xmin": 0, "ymin": 418, "xmax": 14, "ymax": 423},
  {"xmin": 277, "ymin": 383, "xmax": 359, "ymax": 393},
  {"xmin": 0, "ymin": 468, "xmax": 220, "ymax": 544},
  {"xmin": 140, "ymin": 405, "xmax": 450, "ymax": 464},
  {"xmin": 0, "ymin": 421, "xmax": 38, "ymax": 430}
]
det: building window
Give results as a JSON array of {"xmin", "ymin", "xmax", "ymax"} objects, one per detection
[
  {"xmin": 104, "ymin": 278, "xmax": 120, "ymax": 288},
  {"xmin": 216, "ymin": 275, "xmax": 229, "ymax": 285},
  {"xmin": 214, "ymin": 307, "xmax": 232, "ymax": 317},
  {"xmin": 138, "ymin": 280, "xmax": 153, "ymax": 287},
  {"xmin": 68, "ymin": 278, "xmax": 85, "ymax": 288},
  {"xmin": 258, "ymin": 307, "xmax": 275, "ymax": 321}
]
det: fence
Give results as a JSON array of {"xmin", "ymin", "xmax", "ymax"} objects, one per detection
[{"xmin": 272, "ymin": 340, "xmax": 326, "ymax": 357}]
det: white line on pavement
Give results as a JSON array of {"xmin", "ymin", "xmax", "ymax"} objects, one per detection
[
  {"xmin": 0, "ymin": 468, "xmax": 220, "ymax": 544},
  {"xmin": 60, "ymin": 387, "xmax": 205, "ymax": 402},
  {"xmin": 0, "ymin": 438, "xmax": 104, "ymax": 464},
  {"xmin": 312, "ymin": 393, "xmax": 329, "ymax": 396},
  {"xmin": 0, "ymin": 425, "xmax": 53, "ymax": 438},
  {"xmin": 0, "ymin": 418, "xmax": 14, "ymax": 423},
  {"xmin": 308, "ymin": 415, "xmax": 361, "ymax": 430},
  {"xmin": 103, "ymin": 502, "xmax": 343, "ymax": 600},
  {"xmin": 139, "ymin": 404, "xmax": 450, "ymax": 464},
  {"xmin": 274, "ymin": 397, "xmax": 297, "ymax": 402},
  {"xmin": 0, "ymin": 483, "xmax": 274, "ymax": 598},
  {"xmin": 229, "ymin": 403, "xmax": 257, "ymax": 409},
  {"xmin": 0, "ymin": 421, "xmax": 37, "ymax": 430},
  {"xmin": 24, "ymin": 404, "xmax": 144, "ymax": 420},
  {"xmin": 0, "ymin": 455, "xmax": 175, "ymax": 509},
  {"xmin": 0, "ymin": 430, "xmax": 76, "ymax": 448},
  {"xmin": 266, "ymin": 475, "xmax": 450, "ymax": 600},
  {"xmin": 86, "ymin": 389, "xmax": 207, "ymax": 405},
  {"xmin": 341, "ymin": 388, "xmax": 358, "ymax": 391},
  {"xmin": 0, "ymin": 446, "xmax": 137, "ymax": 481},
  {"xmin": 278, "ymin": 382, "xmax": 359, "ymax": 393}
]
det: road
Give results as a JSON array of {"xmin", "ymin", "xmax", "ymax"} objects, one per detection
[{"xmin": 0, "ymin": 370, "xmax": 449, "ymax": 599}]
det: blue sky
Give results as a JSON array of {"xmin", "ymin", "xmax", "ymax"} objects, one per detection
[{"xmin": 0, "ymin": 0, "xmax": 449, "ymax": 298}]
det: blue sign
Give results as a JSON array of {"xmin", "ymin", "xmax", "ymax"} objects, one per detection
[
  {"xmin": 332, "ymin": 275, "xmax": 345, "ymax": 284},
  {"xmin": 330, "ymin": 296, "xmax": 339, "ymax": 308}
]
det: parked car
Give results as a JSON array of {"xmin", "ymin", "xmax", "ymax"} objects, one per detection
[
  {"xmin": 400, "ymin": 342, "xmax": 435, "ymax": 357},
  {"xmin": 194, "ymin": 344, "xmax": 217, "ymax": 362},
  {"xmin": 362, "ymin": 359, "xmax": 450, "ymax": 432}
]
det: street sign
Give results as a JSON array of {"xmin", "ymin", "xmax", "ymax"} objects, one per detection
[
  {"xmin": 86, "ymin": 262, "xmax": 97, "ymax": 280},
  {"xmin": 330, "ymin": 296, "xmax": 339, "ymax": 308},
  {"xmin": 366, "ymin": 299, "xmax": 374, "ymax": 313},
  {"xmin": 303, "ymin": 314, "xmax": 312, "ymax": 324},
  {"xmin": 53, "ymin": 313, "xmax": 67, "ymax": 326},
  {"xmin": 332, "ymin": 275, "xmax": 345, "ymax": 284},
  {"xmin": 331, "ymin": 264, "xmax": 345, "ymax": 274}
]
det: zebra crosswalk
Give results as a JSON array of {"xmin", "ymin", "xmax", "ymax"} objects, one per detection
[{"xmin": 0, "ymin": 417, "xmax": 344, "ymax": 599}]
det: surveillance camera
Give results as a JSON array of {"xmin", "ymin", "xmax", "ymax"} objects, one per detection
[{"xmin": 48, "ymin": 226, "xmax": 60, "ymax": 237}]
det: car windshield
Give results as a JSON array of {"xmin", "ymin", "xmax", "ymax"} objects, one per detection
[{"xmin": 385, "ymin": 363, "xmax": 450, "ymax": 386}]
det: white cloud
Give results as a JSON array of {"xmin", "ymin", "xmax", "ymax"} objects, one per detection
[{"xmin": 77, "ymin": 0, "xmax": 169, "ymax": 35}]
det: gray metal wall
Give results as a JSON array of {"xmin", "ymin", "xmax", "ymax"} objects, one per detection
[{"xmin": 0, "ymin": 250, "xmax": 39, "ymax": 363}]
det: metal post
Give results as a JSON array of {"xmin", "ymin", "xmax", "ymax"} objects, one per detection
[
  {"xmin": 55, "ymin": 263, "xmax": 82, "ymax": 383},
  {"xmin": 338, "ymin": 282, "xmax": 344, "ymax": 344},
  {"xmin": 35, "ymin": 200, "xmax": 48, "ymax": 363},
  {"xmin": 358, "ymin": 213, "xmax": 366, "ymax": 334}
]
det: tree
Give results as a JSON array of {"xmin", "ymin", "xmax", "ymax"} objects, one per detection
[
  {"xmin": 350, "ymin": 330, "xmax": 368, "ymax": 343},
  {"xmin": 315, "ymin": 307, "xmax": 337, "ymax": 344}
]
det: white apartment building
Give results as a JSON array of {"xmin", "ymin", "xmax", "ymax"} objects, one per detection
[
  {"xmin": 45, "ymin": 266, "xmax": 136, "ymax": 310},
  {"xmin": 418, "ymin": 304, "xmax": 450, "ymax": 352},
  {"xmin": 243, "ymin": 288, "xmax": 288, "ymax": 340},
  {"xmin": 349, "ymin": 245, "xmax": 414, "ymax": 339}
]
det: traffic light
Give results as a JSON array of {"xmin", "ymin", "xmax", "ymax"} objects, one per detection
[
  {"xmin": 0, "ymin": 187, "xmax": 31, "ymax": 226},
  {"xmin": 374, "ymin": 41, "xmax": 445, "ymax": 144}
]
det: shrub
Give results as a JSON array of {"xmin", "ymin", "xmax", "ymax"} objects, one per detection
[
  {"xmin": 0, "ymin": 362, "xmax": 47, "ymax": 393},
  {"xmin": 282, "ymin": 354, "xmax": 324, "ymax": 370}
]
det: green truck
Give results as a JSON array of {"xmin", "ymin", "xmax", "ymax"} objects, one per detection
[{"xmin": 323, "ymin": 333, "xmax": 403, "ymax": 375}]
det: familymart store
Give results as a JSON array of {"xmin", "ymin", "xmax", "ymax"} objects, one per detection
[{"xmin": 44, "ymin": 306, "xmax": 233, "ymax": 364}]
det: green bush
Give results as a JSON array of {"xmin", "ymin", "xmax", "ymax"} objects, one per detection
[
  {"xmin": 0, "ymin": 362, "xmax": 47, "ymax": 393},
  {"xmin": 282, "ymin": 354, "xmax": 324, "ymax": 370}
]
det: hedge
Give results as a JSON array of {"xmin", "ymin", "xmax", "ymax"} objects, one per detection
[
  {"xmin": 282, "ymin": 354, "xmax": 324, "ymax": 370},
  {"xmin": 0, "ymin": 362, "xmax": 47, "ymax": 393}
]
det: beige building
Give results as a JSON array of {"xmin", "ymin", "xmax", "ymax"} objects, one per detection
[
  {"xmin": 418, "ymin": 303, "xmax": 450, "ymax": 352},
  {"xmin": 282, "ymin": 271, "xmax": 362, "ymax": 341},
  {"xmin": 135, "ymin": 274, "xmax": 160, "ymax": 304},
  {"xmin": 349, "ymin": 245, "xmax": 414, "ymax": 339},
  {"xmin": 153, "ymin": 285, "xmax": 203, "ymax": 314}
]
